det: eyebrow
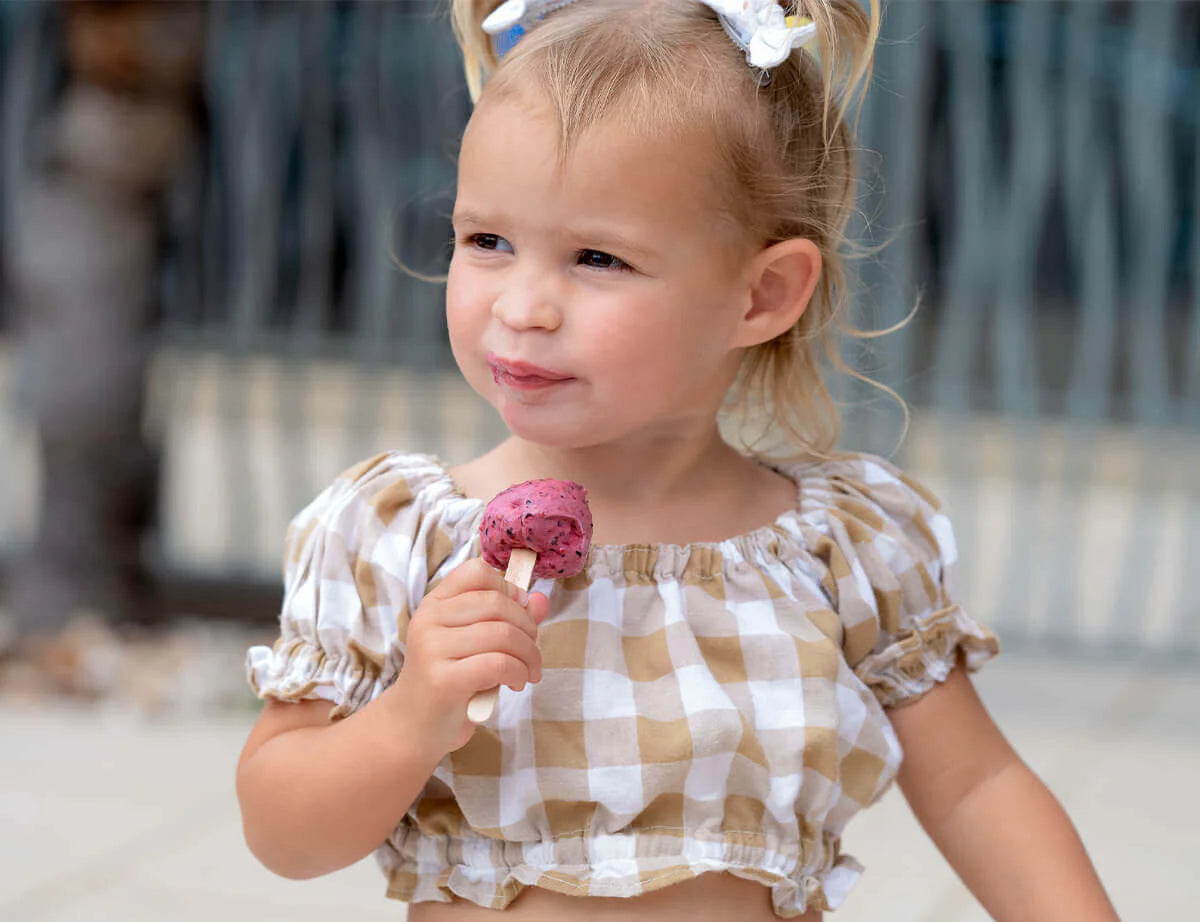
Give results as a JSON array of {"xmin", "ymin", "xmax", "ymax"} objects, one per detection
[
  {"xmin": 452, "ymin": 209, "xmax": 658, "ymax": 263},
  {"xmin": 451, "ymin": 210, "xmax": 494, "ymax": 228}
]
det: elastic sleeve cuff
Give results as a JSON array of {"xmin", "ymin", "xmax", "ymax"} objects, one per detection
[
  {"xmin": 853, "ymin": 603, "xmax": 1000, "ymax": 709},
  {"xmin": 246, "ymin": 638, "xmax": 387, "ymax": 720}
]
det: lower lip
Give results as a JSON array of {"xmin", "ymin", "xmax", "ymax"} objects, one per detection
[{"xmin": 493, "ymin": 369, "xmax": 573, "ymax": 391}]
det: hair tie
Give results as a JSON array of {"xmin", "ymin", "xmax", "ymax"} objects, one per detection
[{"xmin": 482, "ymin": 0, "xmax": 816, "ymax": 73}]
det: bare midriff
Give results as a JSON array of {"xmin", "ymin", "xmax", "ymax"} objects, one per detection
[{"xmin": 407, "ymin": 871, "xmax": 821, "ymax": 922}]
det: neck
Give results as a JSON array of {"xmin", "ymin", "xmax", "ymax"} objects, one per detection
[
  {"xmin": 454, "ymin": 421, "xmax": 798, "ymax": 547},
  {"xmin": 502, "ymin": 426, "xmax": 745, "ymax": 509}
]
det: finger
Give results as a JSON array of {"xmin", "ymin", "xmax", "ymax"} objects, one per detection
[
  {"xmin": 502, "ymin": 579, "xmax": 531, "ymax": 606},
  {"xmin": 426, "ymin": 557, "xmax": 514, "ymax": 601},
  {"xmin": 459, "ymin": 651, "xmax": 538, "ymax": 695},
  {"xmin": 435, "ymin": 590, "xmax": 541, "ymax": 640},
  {"xmin": 443, "ymin": 621, "xmax": 543, "ymax": 681}
]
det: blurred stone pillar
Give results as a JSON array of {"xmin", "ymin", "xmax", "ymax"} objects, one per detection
[{"xmin": 4, "ymin": 2, "xmax": 205, "ymax": 637}]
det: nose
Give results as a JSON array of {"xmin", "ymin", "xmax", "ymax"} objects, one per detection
[{"xmin": 491, "ymin": 265, "xmax": 562, "ymax": 332}]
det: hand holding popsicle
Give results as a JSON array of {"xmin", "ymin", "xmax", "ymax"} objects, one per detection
[{"xmin": 467, "ymin": 479, "xmax": 593, "ymax": 723}]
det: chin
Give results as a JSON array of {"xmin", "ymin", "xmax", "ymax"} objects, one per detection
[
  {"xmin": 500, "ymin": 414, "xmax": 586, "ymax": 448},
  {"xmin": 498, "ymin": 404, "xmax": 612, "ymax": 449}
]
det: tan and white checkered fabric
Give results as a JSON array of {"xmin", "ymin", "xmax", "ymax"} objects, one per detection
[{"xmin": 246, "ymin": 451, "xmax": 998, "ymax": 917}]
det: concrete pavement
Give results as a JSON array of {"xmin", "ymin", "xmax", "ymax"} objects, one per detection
[{"xmin": 2, "ymin": 654, "xmax": 1196, "ymax": 921}]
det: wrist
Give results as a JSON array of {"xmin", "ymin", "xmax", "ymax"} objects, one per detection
[{"xmin": 374, "ymin": 671, "xmax": 458, "ymax": 767}]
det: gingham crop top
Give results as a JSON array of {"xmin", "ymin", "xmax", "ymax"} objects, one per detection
[{"xmin": 246, "ymin": 450, "xmax": 998, "ymax": 917}]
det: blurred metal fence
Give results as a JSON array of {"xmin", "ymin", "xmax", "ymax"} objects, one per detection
[{"xmin": 0, "ymin": 1, "xmax": 1197, "ymax": 659}]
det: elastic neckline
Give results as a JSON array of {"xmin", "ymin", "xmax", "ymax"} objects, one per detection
[{"xmin": 423, "ymin": 453, "xmax": 813, "ymax": 558}]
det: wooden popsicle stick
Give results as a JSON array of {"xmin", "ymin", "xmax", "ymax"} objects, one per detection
[{"xmin": 466, "ymin": 547, "xmax": 538, "ymax": 724}]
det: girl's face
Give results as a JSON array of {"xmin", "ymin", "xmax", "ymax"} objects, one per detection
[{"xmin": 447, "ymin": 93, "xmax": 756, "ymax": 450}]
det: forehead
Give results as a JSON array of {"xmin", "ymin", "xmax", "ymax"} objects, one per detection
[{"xmin": 456, "ymin": 93, "xmax": 742, "ymax": 244}]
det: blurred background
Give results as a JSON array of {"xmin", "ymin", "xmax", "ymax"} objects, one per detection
[{"xmin": 0, "ymin": 1, "xmax": 1196, "ymax": 921}]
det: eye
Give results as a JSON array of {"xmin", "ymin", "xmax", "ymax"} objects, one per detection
[
  {"xmin": 468, "ymin": 233, "xmax": 513, "ymax": 253},
  {"xmin": 578, "ymin": 249, "xmax": 630, "ymax": 272}
]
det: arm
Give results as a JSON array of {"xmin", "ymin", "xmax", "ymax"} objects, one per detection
[
  {"xmin": 236, "ymin": 687, "xmax": 445, "ymax": 880},
  {"xmin": 236, "ymin": 559, "xmax": 548, "ymax": 880},
  {"xmin": 889, "ymin": 663, "xmax": 1119, "ymax": 921}
]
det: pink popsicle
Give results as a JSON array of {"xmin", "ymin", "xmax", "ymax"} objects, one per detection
[
  {"xmin": 480, "ymin": 479, "xmax": 593, "ymax": 579},
  {"xmin": 467, "ymin": 479, "xmax": 593, "ymax": 723}
]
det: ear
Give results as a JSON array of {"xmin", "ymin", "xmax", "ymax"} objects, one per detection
[{"xmin": 733, "ymin": 238, "xmax": 822, "ymax": 348}]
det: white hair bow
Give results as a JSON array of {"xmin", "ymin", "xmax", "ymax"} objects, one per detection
[
  {"xmin": 698, "ymin": 1, "xmax": 817, "ymax": 70},
  {"xmin": 482, "ymin": 0, "xmax": 816, "ymax": 73},
  {"xmin": 482, "ymin": 0, "xmax": 582, "ymax": 35}
]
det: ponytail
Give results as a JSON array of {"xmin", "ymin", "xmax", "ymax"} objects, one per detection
[{"xmin": 451, "ymin": 0, "xmax": 505, "ymax": 101}]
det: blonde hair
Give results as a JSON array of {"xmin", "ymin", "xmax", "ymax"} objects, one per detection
[{"xmin": 451, "ymin": 0, "xmax": 904, "ymax": 460}]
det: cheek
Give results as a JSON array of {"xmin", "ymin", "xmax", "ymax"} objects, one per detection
[
  {"xmin": 445, "ymin": 269, "xmax": 495, "ymax": 398},
  {"xmin": 445, "ymin": 266, "xmax": 486, "ymax": 343},
  {"xmin": 584, "ymin": 301, "xmax": 715, "ymax": 388},
  {"xmin": 618, "ymin": 285, "xmax": 732, "ymax": 350}
]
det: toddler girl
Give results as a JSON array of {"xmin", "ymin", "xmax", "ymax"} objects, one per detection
[{"xmin": 237, "ymin": 1, "xmax": 1119, "ymax": 919}]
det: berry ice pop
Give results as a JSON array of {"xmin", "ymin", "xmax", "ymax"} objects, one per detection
[{"xmin": 467, "ymin": 478, "xmax": 593, "ymax": 723}]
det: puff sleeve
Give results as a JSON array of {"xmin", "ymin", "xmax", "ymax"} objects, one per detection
[
  {"xmin": 245, "ymin": 452, "xmax": 464, "ymax": 720},
  {"xmin": 798, "ymin": 453, "xmax": 999, "ymax": 709}
]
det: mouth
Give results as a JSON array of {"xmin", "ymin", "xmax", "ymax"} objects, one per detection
[{"xmin": 488, "ymin": 353, "xmax": 574, "ymax": 391}]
